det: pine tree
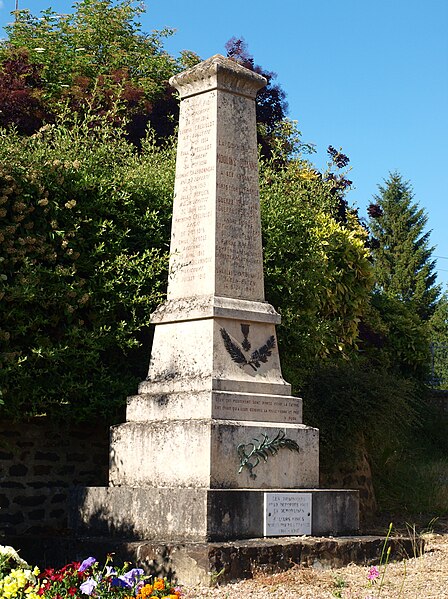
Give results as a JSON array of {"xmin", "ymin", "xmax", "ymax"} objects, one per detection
[
  {"xmin": 368, "ymin": 172, "xmax": 440, "ymax": 320},
  {"xmin": 429, "ymin": 294, "xmax": 448, "ymax": 388}
]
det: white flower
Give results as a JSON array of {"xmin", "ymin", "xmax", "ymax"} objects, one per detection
[{"xmin": 0, "ymin": 545, "xmax": 29, "ymax": 568}]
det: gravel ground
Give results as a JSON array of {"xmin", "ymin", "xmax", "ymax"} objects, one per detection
[{"xmin": 182, "ymin": 533, "xmax": 448, "ymax": 598}]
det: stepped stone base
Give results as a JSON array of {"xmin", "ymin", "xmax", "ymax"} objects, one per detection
[
  {"xmin": 70, "ymin": 487, "xmax": 359, "ymax": 542},
  {"xmin": 8, "ymin": 534, "xmax": 423, "ymax": 586}
]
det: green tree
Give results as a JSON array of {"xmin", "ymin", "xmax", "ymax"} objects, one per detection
[
  {"xmin": 368, "ymin": 171, "xmax": 440, "ymax": 320},
  {"xmin": 429, "ymin": 293, "xmax": 448, "ymax": 388},
  {"xmin": 0, "ymin": 1, "xmax": 199, "ymax": 141}
]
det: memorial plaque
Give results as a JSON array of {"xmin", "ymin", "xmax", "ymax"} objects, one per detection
[
  {"xmin": 264, "ymin": 492, "xmax": 312, "ymax": 536},
  {"xmin": 211, "ymin": 392, "xmax": 301, "ymax": 423}
]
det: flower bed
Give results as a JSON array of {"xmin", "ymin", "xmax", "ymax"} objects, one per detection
[{"xmin": 0, "ymin": 546, "xmax": 182, "ymax": 599}]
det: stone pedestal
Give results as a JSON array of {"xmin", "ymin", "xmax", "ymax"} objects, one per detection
[
  {"xmin": 73, "ymin": 55, "xmax": 358, "ymax": 545},
  {"xmin": 73, "ymin": 488, "xmax": 359, "ymax": 542}
]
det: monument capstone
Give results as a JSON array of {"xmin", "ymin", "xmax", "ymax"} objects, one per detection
[{"xmin": 74, "ymin": 55, "xmax": 359, "ymax": 548}]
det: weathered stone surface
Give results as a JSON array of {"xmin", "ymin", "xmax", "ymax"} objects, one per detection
[
  {"xmin": 9, "ymin": 464, "xmax": 28, "ymax": 476},
  {"xmin": 140, "ymin": 55, "xmax": 291, "ymax": 400},
  {"xmin": 7, "ymin": 533, "xmax": 422, "ymax": 585},
  {"xmin": 127, "ymin": 390, "xmax": 302, "ymax": 424},
  {"xmin": 71, "ymin": 487, "xmax": 358, "ymax": 542},
  {"xmin": 109, "ymin": 420, "xmax": 319, "ymax": 489},
  {"xmin": 0, "ymin": 451, "xmax": 14, "ymax": 460},
  {"xmin": 166, "ymin": 56, "xmax": 266, "ymax": 302}
]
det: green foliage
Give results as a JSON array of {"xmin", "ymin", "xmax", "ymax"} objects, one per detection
[
  {"xmin": 360, "ymin": 292, "xmax": 431, "ymax": 381},
  {"xmin": 302, "ymin": 360, "xmax": 419, "ymax": 467},
  {"xmin": 0, "ymin": 116, "xmax": 175, "ymax": 422},
  {"xmin": 260, "ymin": 153, "xmax": 373, "ymax": 385},
  {"xmin": 0, "ymin": 1, "xmax": 199, "ymax": 141},
  {"xmin": 373, "ymin": 453, "xmax": 448, "ymax": 515},
  {"xmin": 372, "ymin": 389, "xmax": 448, "ymax": 514},
  {"xmin": 369, "ymin": 172, "xmax": 440, "ymax": 320},
  {"xmin": 429, "ymin": 293, "xmax": 448, "ymax": 388},
  {"xmin": 3, "ymin": 1, "xmax": 178, "ymax": 103}
]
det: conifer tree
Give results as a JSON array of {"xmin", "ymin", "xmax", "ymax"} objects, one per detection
[
  {"xmin": 429, "ymin": 294, "xmax": 448, "ymax": 387},
  {"xmin": 368, "ymin": 172, "xmax": 440, "ymax": 320}
]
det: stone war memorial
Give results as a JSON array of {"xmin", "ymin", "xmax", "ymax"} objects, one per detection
[{"xmin": 73, "ymin": 55, "xmax": 359, "ymax": 583}]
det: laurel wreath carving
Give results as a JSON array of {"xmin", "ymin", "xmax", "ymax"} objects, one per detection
[
  {"xmin": 237, "ymin": 430, "xmax": 300, "ymax": 479},
  {"xmin": 220, "ymin": 326, "xmax": 275, "ymax": 371}
]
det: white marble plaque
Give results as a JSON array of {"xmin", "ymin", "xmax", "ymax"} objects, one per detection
[{"xmin": 264, "ymin": 492, "xmax": 312, "ymax": 536}]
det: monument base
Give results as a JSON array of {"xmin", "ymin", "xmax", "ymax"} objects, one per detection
[
  {"xmin": 70, "ymin": 487, "xmax": 359, "ymax": 542},
  {"xmin": 8, "ymin": 533, "xmax": 422, "ymax": 587}
]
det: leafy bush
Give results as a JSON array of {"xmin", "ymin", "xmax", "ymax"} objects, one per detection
[
  {"xmin": 302, "ymin": 360, "xmax": 419, "ymax": 467},
  {"xmin": 260, "ymin": 154, "xmax": 373, "ymax": 386},
  {"xmin": 0, "ymin": 116, "xmax": 175, "ymax": 422}
]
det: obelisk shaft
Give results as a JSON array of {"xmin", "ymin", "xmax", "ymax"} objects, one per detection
[{"xmin": 168, "ymin": 55, "xmax": 267, "ymax": 302}]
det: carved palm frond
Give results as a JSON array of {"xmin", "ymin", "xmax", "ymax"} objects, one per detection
[
  {"xmin": 220, "ymin": 328, "xmax": 247, "ymax": 366},
  {"xmin": 249, "ymin": 335, "xmax": 276, "ymax": 368},
  {"xmin": 237, "ymin": 430, "xmax": 300, "ymax": 478}
]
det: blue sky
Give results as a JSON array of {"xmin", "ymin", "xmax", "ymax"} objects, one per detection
[{"xmin": 1, "ymin": 0, "xmax": 447, "ymax": 289}]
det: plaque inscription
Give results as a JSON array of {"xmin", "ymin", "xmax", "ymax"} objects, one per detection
[{"xmin": 264, "ymin": 492, "xmax": 312, "ymax": 536}]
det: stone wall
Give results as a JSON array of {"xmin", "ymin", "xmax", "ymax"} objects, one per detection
[
  {"xmin": 319, "ymin": 448, "xmax": 377, "ymax": 526},
  {"xmin": 0, "ymin": 418, "xmax": 109, "ymax": 536}
]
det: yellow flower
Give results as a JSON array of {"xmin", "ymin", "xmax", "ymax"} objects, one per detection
[
  {"xmin": 136, "ymin": 583, "xmax": 153, "ymax": 599},
  {"xmin": 153, "ymin": 579, "xmax": 165, "ymax": 591},
  {"xmin": 299, "ymin": 168, "xmax": 318, "ymax": 181}
]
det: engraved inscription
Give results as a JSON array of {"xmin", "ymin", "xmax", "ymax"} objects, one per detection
[
  {"xmin": 264, "ymin": 493, "xmax": 312, "ymax": 536},
  {"xmin": 168, "ymin": 92, "xmax": 216, "ymax": 296},
  {"xmin": 212, "ymin": 394, "xmax": 301, "ymax": 424},
  {"xmin": 215, "ymin": 93, "xmax": 264, "ymax": 300},
  {"xmin": 167, "ymin": 77, "xmax": 265, "ymax": 301}
]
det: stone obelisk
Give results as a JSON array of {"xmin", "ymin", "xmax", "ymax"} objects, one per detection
[
  {"xmin": 110, "ymin": 55, "xmax": 318, "ymax": 492},
  {"xmin": 76, "ymin": 55, "xmax": 358, "ymax": 545}
]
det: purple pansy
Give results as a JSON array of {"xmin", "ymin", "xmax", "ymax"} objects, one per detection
[
  {"xmin": 78, "ymin": 557, "xmax": 97, "ymax": 572},
  {"xmin": 112, "ymin": 568, "xmax": 144, "ymax": 588},
  {"xmin": 80, "ymin": 578, "xmax": 98, "ymax": 595}
]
